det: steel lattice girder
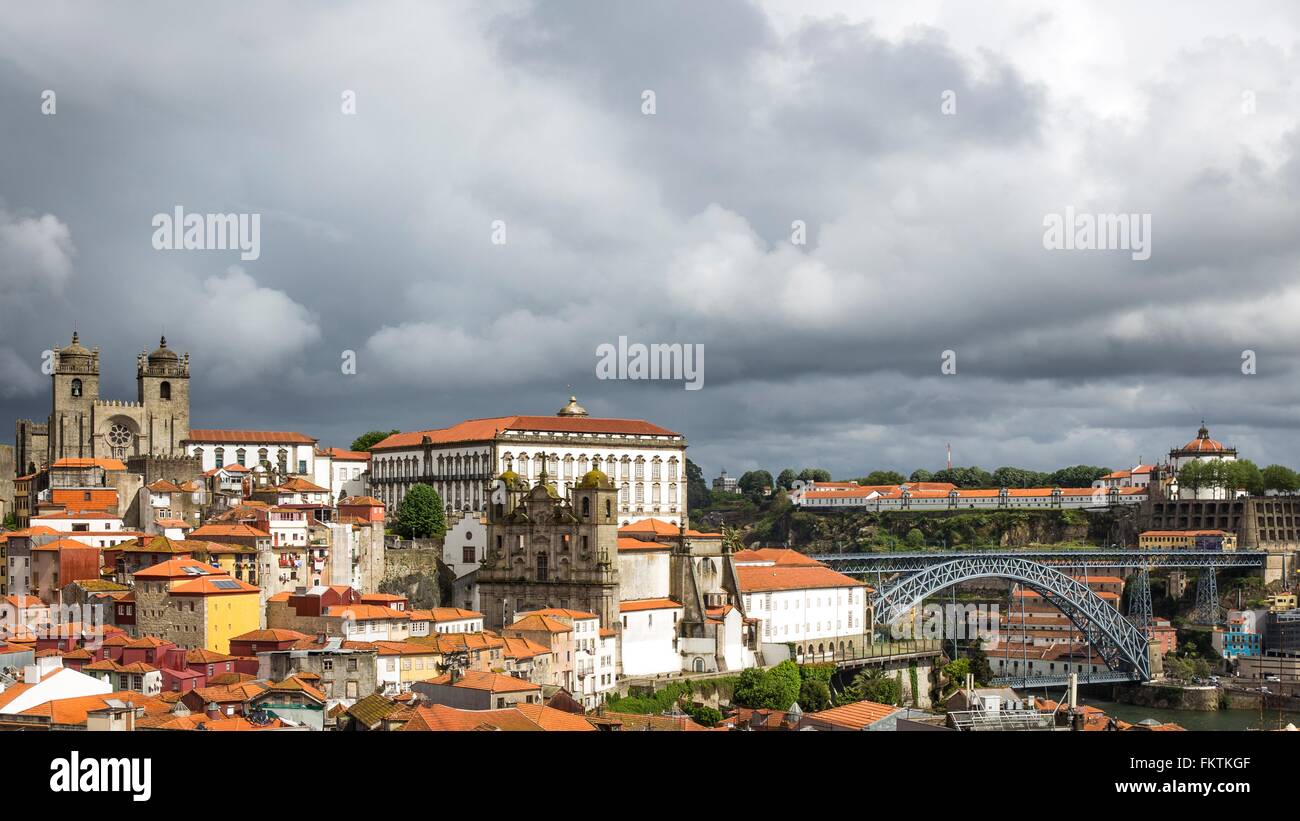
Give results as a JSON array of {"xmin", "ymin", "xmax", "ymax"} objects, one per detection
[
  {"xmin": 871, "ymin": 556, "xmax": 1151, "ymax": 680},
  {"xmin": 824, "ymin": 550, "xmax": 1266, "ymax": 574}
]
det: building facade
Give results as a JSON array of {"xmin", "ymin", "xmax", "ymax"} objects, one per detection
[
  {"xmin": 15, "ymin": 333, "xmax": 191, "ymax": 475},
  {"xmin": 368, "ymin": 397, "xmax": 687, "ymax": 527}
]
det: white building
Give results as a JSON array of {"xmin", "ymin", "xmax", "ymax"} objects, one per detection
[
  {"xmin": 1168, "ymin": 425, "xmax": 1239, "ymax": 500},
  {"xmin": 793, "ymin": 481, "xmax": 1146, "ymax": 511},
  {"xmin": 733, "ymin": 549, "xmax": 867, "ymax": 662},
  {"xmin": 520, "ymin": 608, "xmax": 617, "ymax": 708},
  {"xmin": 368, "ymin": 396, "xmax": 687, "ymax": 526},
  {"xmin": 619, "ymin": 598, "xmax": 684, "ymax": 677},
  {"xmin": 0, "ymin": 656, "xmax": 112, "ymax": 716},
  {"xmin": 184, "ymin": 430, "xmax": 319, "ymax": 476},
  {"xmin": 27, "ymin": 511, "xmax": 135, "ymax": 549},
  {"xmin": 314, "ymin": 448, "xmax": 371, "ymax": 503},
  {"xmin": 407, "ymin": 607, "xmax": 484, "ymax": 635},
  {"xmin": 442, "ymin": 513, "xmax": 487, "ymax": 581}
]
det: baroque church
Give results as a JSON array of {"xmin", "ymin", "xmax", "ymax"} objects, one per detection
[{"xmin": 15, "ymin": 333, "xmax": 192, "ymax": 475}]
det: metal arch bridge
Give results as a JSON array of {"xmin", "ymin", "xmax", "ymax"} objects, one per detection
[
  {"xmin": 867, "ymin": 555, "xmax": 1160, "ymax": 681},
  {"xmin": 823, "ymin": 549, "xmax": 1267, "ymax": 574}
]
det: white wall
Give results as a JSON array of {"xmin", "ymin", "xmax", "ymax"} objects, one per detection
[{"xmin": 619, "ymin": 606, "xmax": 681, "ymax": 676}]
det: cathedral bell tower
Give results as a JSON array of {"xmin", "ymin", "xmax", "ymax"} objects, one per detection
[
  {"xmin": 137, "ymin": 336, "xmax": 191, "ymax": 456},
  {"xmin": 50, "ymin": 331, "xmax": 100, "ymax": 461}
]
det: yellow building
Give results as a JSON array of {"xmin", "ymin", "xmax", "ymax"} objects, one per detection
[
  {"xmin": 370, "ymin": 640, "xmax": 444, "ymax": 692},
  {"xmin": 1268, "ymin": 593, "xmax": 1298, "ymax": 613},
  {"xmin": 132, "ymin": 557, "xmax": 261, "ymax": 654},
  {"xmin": 1138, "ymin": 530, "xmax": 1237, "ymax": 551}
]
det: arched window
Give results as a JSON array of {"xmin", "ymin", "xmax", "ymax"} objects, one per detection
[
  {"xmin": 605, "ymin": 499, "xmax": 612, "ymax": 518},
  {"xmin": 581, "ymin": 497, "xmax": 590, "ymax": 518},
  {"xmin": 159, "ymin": 381, "xmax": 171, "ymax": 400},
  {"xmin": 71, "ymin": 378, "xmax": 82, "ymax": 397},
  {"xmin": 693, "ymin": 658, "xmax": 705, "ymax": 673}
]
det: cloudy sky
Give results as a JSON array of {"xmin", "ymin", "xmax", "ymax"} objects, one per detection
[{"xmin": 3, "ymin": 1, "xmax": 1300, "ymax": 480}]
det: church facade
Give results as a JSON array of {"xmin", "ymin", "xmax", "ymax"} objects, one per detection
[{"xmin": 15, "ymin": 333, "xmax": 192, "ymax": 475}]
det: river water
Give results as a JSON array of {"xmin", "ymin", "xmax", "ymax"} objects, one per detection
[{"xmin": 1080, "ymin": 697, "xmax": 1300, "ymax": 731}]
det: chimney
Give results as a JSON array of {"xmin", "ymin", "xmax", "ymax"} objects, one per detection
[
  {"xmin": 450, "ymin": 666, "xmax": 462, "ymax": 684},
  {"xmin": 23, "ymin": 664, "xmax": 40, "ymax": 684},
  {"xmin": 1067, "ymin": 672, "xmax": 1078, "ymax": 711}
]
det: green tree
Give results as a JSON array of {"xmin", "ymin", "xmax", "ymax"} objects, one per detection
[
  {"xmin": 1178, "ymin": 461, "xmax": 1206, "ymax": 495},
  {"xmin": 909, "ymin": 468, "xmax": 933, "ymax": 483},
  {"xmin": 1262, "ymin": 464, "xmax": 1300, "ymax": 494},
  {"xmin": 776, "ymin": 469, "xmax": 797, "ymax": 490},
  {"xmin": 992, "ymin": 466, "xmax": 1049, "ymax": 488},
  {"xmin": 797, "ymin": 467, "xmax": 832, "ymax": 483},
  {"xmin": 904, "ymin": 528, "xmax": 926, "ymax": 549},
  {"xmin": 1047, "ymin": 465, "xmax": 1111, "ymax": 487},
  {"xmin": 393, "ymin": 483, "xmax": 447, "ymax": 539},
  {"xmin": 685, "ymin": 459, "xmax": 712, "ymax": 510},
  {"xmin": 846, "ymin": 668, "xmax": 901, "ymax": 706},
  {"xmin": 351, "ymin": 429, "xmax": 399, "ymax": 452},
  {"xmin": 941, "ymin": 658, "xmax": 970, "ymax": 696},
  {"xmin": 968, "ymin": 639, "xmax": 994, "ymax": 684},
  {"xmin": 1226, "ymin": 459, "xmax": 1264, "ymax": 496},
  {"xmin": 859, "ymin": 470, "xmax": 906, "ymax": 486},
  {"xmin": 798, "ymin": 678, "xmax": 832, "ymax": 711},
  {"xmin": 738, "ymin": 470, "xmax": 774, "ymax": 495},
  {"xmin": 682, "ymin": 703, "xmax": 722, "ymax": 727},
  {"xmin": 1, "ymin": 512, "xmax": 15, "ymax": 530}
]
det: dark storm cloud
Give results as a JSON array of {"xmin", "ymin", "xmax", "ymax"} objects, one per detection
[{"xmin": 2, "ymin": 1, "xmax": 1300, "ymax": 482}]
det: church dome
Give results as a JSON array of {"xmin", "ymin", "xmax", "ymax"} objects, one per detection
[
  {"xmin": 496, "ymin": 470, "xmax": 525, "ymax": 490},
  {"xmin": 1180, "ymin": 425, "xmax": 1227, "ymax": 454},
  {"xmin": 148, "ymin": 336, "xmax": 179, "ymax": 364},
  {"xmin": 575, "ymin": 469, "xmax": 613, "ymax": 489},
  {"xmin": 59, "ymin": 332, "xmax": 92, "ymax": 359},
  {"xmin": 556, "ymin": 395, "xmax": 589, "ymax": 417}
]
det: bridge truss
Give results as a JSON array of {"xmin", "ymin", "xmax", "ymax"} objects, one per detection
[
  {"xmin": 824, "ymin": 550, "xmax": 1266, "ymax": 574},
  {"xmin": 870, "ymin": 556, "xmax": 1153, "ymax": 680}
]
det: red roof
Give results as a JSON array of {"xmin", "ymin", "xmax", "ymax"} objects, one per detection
[
  {"xmin": 186, "ymin": 430, "xmax": 317, "ymax": 445},
  {"xmin": 735, "ymin": 565, "xmax": 865, "ymax": 593},
  {"xmin": 373, "ymin": 415, "xmax": 679, "ymax": 450}
]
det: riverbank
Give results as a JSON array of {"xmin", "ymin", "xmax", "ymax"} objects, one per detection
[{"xmin": 1083, "ymin": 697, "xmax": 1300, "ymax": 730}]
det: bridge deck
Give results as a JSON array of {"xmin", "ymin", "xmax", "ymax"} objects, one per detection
[{"xmin": 822, "ymin": 550, "xmax": 1267, "ymax": 573}]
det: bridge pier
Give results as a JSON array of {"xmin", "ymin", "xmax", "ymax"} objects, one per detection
[
  {"xmin": 1127, "ymin": 568, "xmax": 1152, "ymax": 631},
  {"xmin": 1192, "ymin": 569, "xmax": 1221, "ymax": 625}
]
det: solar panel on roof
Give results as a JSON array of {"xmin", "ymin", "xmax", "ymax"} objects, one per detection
[{"xmin": 212, "ymin": 579, "xmax": 241, "ymax": 589}]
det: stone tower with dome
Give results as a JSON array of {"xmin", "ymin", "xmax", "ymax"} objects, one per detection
[
  {"xmin": 477, "ymin": 463, "xmax": 621, "ymax": 631},
  {"xmin": 15, "ymin": 332, "xmax": 192, "ymax": 473}
]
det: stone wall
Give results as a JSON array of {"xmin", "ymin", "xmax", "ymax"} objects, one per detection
[{"xmin": 0, "ymin": 444, "xmax": 14, "ymax": 522}]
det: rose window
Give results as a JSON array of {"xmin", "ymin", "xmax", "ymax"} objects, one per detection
[{"xmin": 107, "ymin": 424, "xmax": 132, "ymax": 447}]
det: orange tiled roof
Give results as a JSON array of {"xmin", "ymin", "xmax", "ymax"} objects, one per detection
[
  {"xmin": 372, "ymin": 415, "xmax": 680, "ymax": 450},
  {"xmin": 802, "ymin": 700, "xmax": 899, "ymax": 729},
  {"xmin": 186, "ymin": 430, "xmax": 317, "ymax": 444},
  {"xmin": 732, "ymin": 547, "xmax": 825, "ymax": 566},
  {"xmin": 230, "ymin": 628, "xmax": 309, "ymax": 643},
  {"xmin": 50, "ymin": 457, "xmax": 128, "ymax": 471},
  {"xmin": 505, "ymin": 614, "xmax": 572, "ymax": 633},
  {"xmin": 425, "ymin": 670, "xmax": 541, "ymax": 693},
  {"xmin": 619, "ymin": 598, "xmax": 683, "ymax": 612},
  {"xmin": 735, "ymin": 565, "xmax": 865, "ymax": 593}
]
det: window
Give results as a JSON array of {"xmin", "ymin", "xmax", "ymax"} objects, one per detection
[
  {"xmin": 71, "ymin": 378, "xmax": 82, "ymax": 397},
  {"xmin": 214, "ymin": 447, "xmax": 224, "ymax": 468},
  {"xmin": 462, "ymin": 546, "xmax": 475, "ymax": 564},
  {"xmin": 160, "ymin": 381, "xmax": 171, "ymax": 400}
]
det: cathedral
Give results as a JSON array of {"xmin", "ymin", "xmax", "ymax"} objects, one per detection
[{"xmin": 15, "ymin": 333, "xmax": 192, "ymax": 475}]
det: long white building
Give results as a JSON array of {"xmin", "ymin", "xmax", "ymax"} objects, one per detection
[
  {"xmin": 791, "ymin": 480, "xmax": 1146, "ymax": 511},
  {"xmin": 369, "ymin": 397, "xmax": 687, "ymax": 526},
  {"xmin": 184, "ymin": 430, "xmax": 319, "ymax": 476}
]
